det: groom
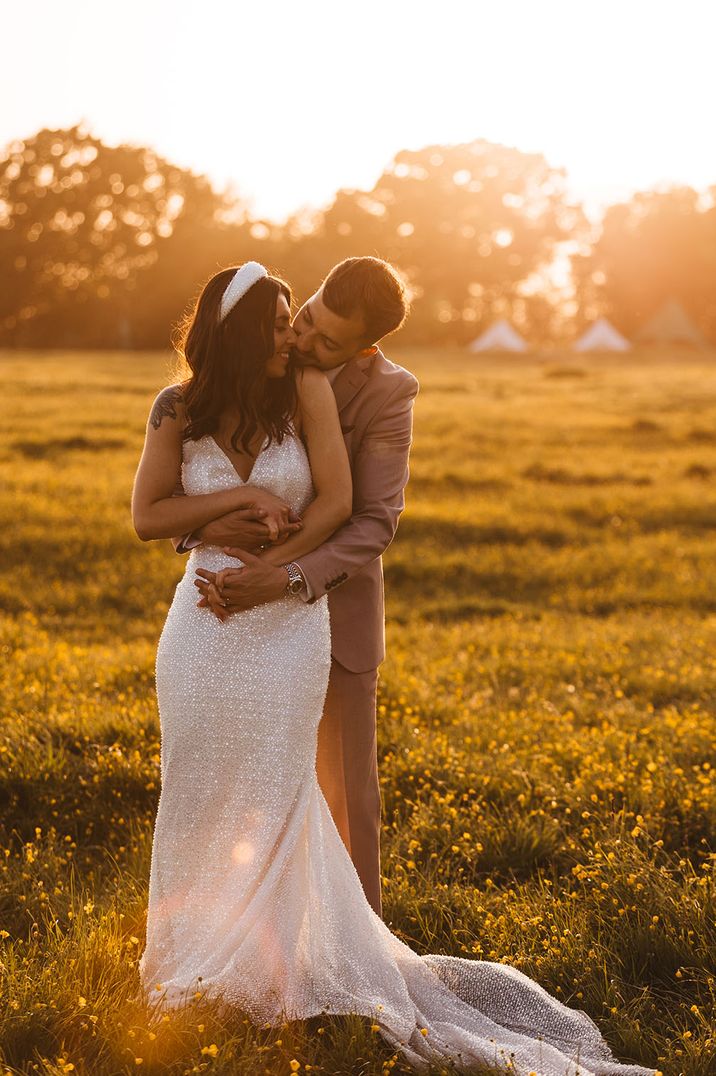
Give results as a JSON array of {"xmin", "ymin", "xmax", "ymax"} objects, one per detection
[{"xmin": 187, "ymin": 256, "xmax": 418, "ymax": 916}]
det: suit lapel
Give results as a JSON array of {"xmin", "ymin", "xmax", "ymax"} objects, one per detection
[{"xmin": 331, "ymin": 351, "xmax": 377, "ymax": 413}]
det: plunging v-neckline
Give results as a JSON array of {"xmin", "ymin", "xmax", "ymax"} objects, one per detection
[{"xmin": 208, "ymin": 434, "xmax": 269, "ymax": 485}]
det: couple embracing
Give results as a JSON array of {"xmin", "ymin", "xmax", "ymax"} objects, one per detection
[{"xmin": 132, "ymin": 257, "xmax": 654, "ymax": 1075}]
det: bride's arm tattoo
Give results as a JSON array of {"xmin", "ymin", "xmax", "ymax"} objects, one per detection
[{"xmin": 150, "ymin": 386, "xmax": 183, "ymax": 429}]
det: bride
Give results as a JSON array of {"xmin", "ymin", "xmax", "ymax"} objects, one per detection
[{"xmin": 131, "ymin": 263, "xmax": 655, "ymax": 1076}]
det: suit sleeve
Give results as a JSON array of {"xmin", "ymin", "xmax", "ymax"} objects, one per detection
[{"xmin": 297, "ymin": 373, "xmax": 418, "ymax": 601}]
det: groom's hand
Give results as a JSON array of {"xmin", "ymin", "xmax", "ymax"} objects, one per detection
[
  {"xmin": 196, "ymin": 508, "xmax": 302, "ymax": 550},
  {"xmin": 195, "ymin": 509, "xmax": 272, "ymax": 552},
  {"xmin": 194, "ymin": 548, "xmax": 288, "ymax": 617}
]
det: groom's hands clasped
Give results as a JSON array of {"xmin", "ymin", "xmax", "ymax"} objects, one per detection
[{"xmin": 194, "ymin": 548, "xmax": 290, "ymax": 621}]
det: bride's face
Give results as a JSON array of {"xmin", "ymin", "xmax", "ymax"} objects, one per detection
[{"xmin": 265, "ymin": 293, "xmax": 296, "ymax": 379}]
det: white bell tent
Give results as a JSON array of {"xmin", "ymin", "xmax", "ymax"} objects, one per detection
[
  {"xmin": 636, "ymin": 299, "xmax": 708, "ymax": 347},
  {"xmin": 574, "ymin": 317, "xmax": 631, "ymax": 352},
  {"xmin": 469, "ymin": 319, "xmax": 528, "ymax": 353}
]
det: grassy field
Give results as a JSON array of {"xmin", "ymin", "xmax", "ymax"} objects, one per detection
[{"xmin": 1, "ymin": 346, "xmax": 715, "ymax": 1075}]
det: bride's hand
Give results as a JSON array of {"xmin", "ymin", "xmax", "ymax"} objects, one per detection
[
  {"xmin": 198, "ymin": 567, "xmax": 245, "ymax": 623},
  {"xmin": 196, "ymin": 573, "xmax": 235, "ymax": 622},
  {"xmin": 194, "ymin": 551, "xmax": 288, "ymax": 618},
  {"xmin": 235, "ymin": 487, "xmax": 301, "ymax": 542},
  {"xmin": 215, "ymin": 567, "xmax": 243, "ymax": 592}
]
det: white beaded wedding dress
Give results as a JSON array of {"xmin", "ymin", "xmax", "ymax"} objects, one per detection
[{"xmin": 140, "ymin": 431, "xmax": 654, "ymax": 1076}]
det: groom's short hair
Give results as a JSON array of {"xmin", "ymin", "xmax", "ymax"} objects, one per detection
[{"xmin": 322, "ymin": 257, "xmax": 409, "ymax": 345}]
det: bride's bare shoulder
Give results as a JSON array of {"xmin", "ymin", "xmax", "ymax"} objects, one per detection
[
  {"xmin": 295, "ymin": 365, "xmax": 328, "ymax": 386},
  {"xmin": 292, "ymin": 367, "xmax": 334, "ymax": 436},
  {"xmin": 148, "ymin": 383, "xmax": 187, "ymax": 432},
  {"xmin": 295, "ymin": 365, "xmax": 332, "ymax": 401}
]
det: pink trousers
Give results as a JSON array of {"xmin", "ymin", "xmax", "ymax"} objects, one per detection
[{"xmin": 316, "ymin": 659, "xmax": 382, "ymax": 916}]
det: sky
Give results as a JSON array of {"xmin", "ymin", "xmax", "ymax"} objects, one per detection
[{"xmin": 2, "ymin": 0, "xmax": 715, "ymax": 222}]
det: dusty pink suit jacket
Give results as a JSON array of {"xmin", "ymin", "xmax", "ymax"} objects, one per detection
[
  {"xmin": 175, "ymin": 349, "xmax": 419, "ymax": 674},
  {"xmin": 299, "ymin": 350, "xmax": 418, "ymax": 673}
]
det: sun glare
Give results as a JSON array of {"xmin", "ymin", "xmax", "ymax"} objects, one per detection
[{"xmin": 1, "ymin": 0, "xmax": 714, "ymax": 220}]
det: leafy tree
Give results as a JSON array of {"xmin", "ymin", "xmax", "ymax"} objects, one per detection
[
  {"xmin": 312, "ymin": 140, "xmax": 585, "ymax": 342},
  {"xmin": 0, "ymin": 126, "xmax": 239, "ymax": 347},
  {"xmin": 572, "ymin": 186, "xmax": 716, "ymax": 341}
]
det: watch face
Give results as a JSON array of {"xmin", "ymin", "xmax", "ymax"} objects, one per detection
[{"xmin": 284, "ymin": 563, "xmax": 304, "ymax": 594}]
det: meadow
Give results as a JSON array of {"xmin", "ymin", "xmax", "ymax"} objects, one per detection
[{"xmin": 1, "ymin": 346, "xmax": 715, "ymax": 1076}]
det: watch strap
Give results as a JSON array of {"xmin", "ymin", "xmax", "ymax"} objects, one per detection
[{"xmin": 283, "ymin": 561, "xmax": 306, "ymax": 595}]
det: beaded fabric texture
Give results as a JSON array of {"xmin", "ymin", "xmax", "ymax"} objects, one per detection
[{"xmin": 140, "ymin": 432, "xmax": 655, "ymax": 1076}]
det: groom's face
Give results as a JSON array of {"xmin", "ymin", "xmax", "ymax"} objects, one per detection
[{"xmin": 292, "ymin": 288, "xmax": 374, "ymax": 370}]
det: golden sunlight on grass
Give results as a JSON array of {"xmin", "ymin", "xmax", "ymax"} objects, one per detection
[{"xmin": 1, "ymin": 346, "xmax": 715, "ymax": 1073}]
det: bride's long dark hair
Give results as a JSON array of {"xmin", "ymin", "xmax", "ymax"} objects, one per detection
[{"xmin": 175, "ymin": 267, "xmax": 297, "ymax": 454}]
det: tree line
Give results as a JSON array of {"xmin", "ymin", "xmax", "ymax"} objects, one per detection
[{"xmin": 1, "ymin": 125, "xmax": 714, "ymax": 348}]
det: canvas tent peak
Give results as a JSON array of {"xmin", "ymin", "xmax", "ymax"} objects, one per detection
[
  {"xmin": 469, "ymin": 319, "xmax": 528, "ymax": 353},
  {"xmin": 636, "ymin": 299, "xmax": 708, "ymax": 346},
  {"xmin": 574, "ymin": 317, "xmax": 631, "ymax": 352}
]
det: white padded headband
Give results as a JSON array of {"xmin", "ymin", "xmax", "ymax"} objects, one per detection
[{"xmin": 219, "ymin": 261, "xmax": 268, "ymax": 323}]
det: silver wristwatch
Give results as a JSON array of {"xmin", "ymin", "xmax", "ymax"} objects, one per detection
[{"xmin": 283, "ymin": 561, "xmax": 306, "ymax": 596}]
